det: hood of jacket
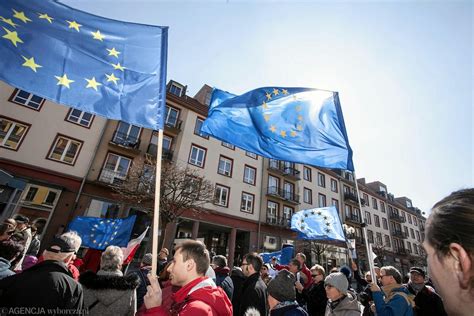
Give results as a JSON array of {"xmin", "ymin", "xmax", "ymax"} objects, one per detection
[
  {"xmin": 0, "ymin": 257, "xmax": 11, "ymax": 273},
  {"xmin": 330, "ymin": 292, "xmax": 361, "ymax": 313},
  {"xmin": 383, "ymin": 283, "xmax": 416, "ymax": 307},
  {"xmin": 174, "ymin": 276, "xmax": 233, "ymax": 316},
  {"xmin": 79, "ymin": 270, "xmax": 140, "ymax": 306},
  {"xmin": 214, "ymin": 266, "xmax": 231, "ymax": 276}
]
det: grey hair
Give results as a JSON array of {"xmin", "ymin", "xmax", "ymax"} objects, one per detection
[
  {"xmin": 61, "ymin": 231, "xmax": 82, "ymax": 252},
  {"xmin": 100, "ymin": 246, "xmax": 123, "ymax": 271},
  {"xmin": 381, "ymin": 265, "xmax": 402, "ymax": 284}
]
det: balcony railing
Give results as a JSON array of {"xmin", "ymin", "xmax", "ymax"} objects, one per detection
[
  {"xmin": 266, "ymin": 216, "xmax": 291, "ymax": 228},
  {"xmin": 164, "ymin": 119, "xmax": 183, "ymax": 132},
  {"xmin": 389, "ymin": 212, "xmax": 406, "ymax": 223},
  {"xmin": 343, "ymin": 192, "xmax": 366, "ymax": 206},
  {"xmin": 392, "ymin": 230, "xmax": 408, "ymax": 239},
  {"xmin": 395, "ymin": 247, "xmax": 408, "ymax": 255},
  {"xmin": 111, "ymin": 131, "xmax": 140, "ymax": 149},
  {"xmin": 147, "ymin": 144, "xmax": 173, "ymax": 161},
  {"xmin": 345, "ymin": 214, "xmax": 363, "ymax": 225},
  {"xmin": 266, "ymin": 186, "xmax": 300, "ymax": 204},
  {"xmin": 346, "ymin": 234, "xmax": 364, "ymax": 244},
  {"xmin": 268, "ymin": 160, "xmax": 301, "ymax": 180},
  {"xmin": 98, "ymin": 168, "xmax": 127, "ymax": 185}
]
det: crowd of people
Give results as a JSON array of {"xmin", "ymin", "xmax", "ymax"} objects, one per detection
[{"xmin": 0, "ymin": 188, "xmax": 472, "ymax": 316}]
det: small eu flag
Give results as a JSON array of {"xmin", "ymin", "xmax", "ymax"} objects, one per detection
[
  {"xmin": 0, "ymin": 0, "xmax": 168, "ymax": 130},
  {"xmin": 260, "ymin": 245, "xmax": 294, "ymax": 265},
  {"xmin": 291, "ymin": 206, "xmax": 346, "ymax": 242},
  {"xmin": 201, "ymin": 87, "xmax": 354, "ymax": 171},
  {"xmin": 68, "ymin": 215, "xmax": 136, "ymax": 250}
]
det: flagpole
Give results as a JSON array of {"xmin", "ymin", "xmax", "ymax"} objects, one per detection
[
  {"xmin": 353, "ymin": 171, "xmax": 377, "ymax": 283},
  {"xmin": 151, "ymin": 129, "xmax": 164, "ymax": 276}
]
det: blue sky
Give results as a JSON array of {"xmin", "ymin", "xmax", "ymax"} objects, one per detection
[{"xmin": 62, "ymin": 0, "xmax": 473, "ymax": 215}]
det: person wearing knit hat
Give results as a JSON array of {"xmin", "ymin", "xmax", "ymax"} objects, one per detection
[
  {"xmin": 324, "ymin": 272, "xmax": 362, "ymax": 316},
  {"xmin": 267, "ymin": 270, "xmax": 308, "ymax": 316}
]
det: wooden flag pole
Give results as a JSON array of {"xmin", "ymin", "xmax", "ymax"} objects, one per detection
[
  {"xmin": 353, "ymin": 171, "xmax": 377, "ymax": 283},
  {"xmin": 151, "ymin": 129, "xmax": 164, "ymax": 276}
]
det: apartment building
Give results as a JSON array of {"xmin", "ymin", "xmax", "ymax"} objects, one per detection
[{"xmin": 0, "ymin": 79, "xmax": 427, "ymax": 272}]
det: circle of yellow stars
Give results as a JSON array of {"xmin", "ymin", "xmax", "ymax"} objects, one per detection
[
  {"xmin": 0, "ymin": 7, "xmax": 126, "ymax": 91},
  {"xmin": 262, "ymin": 88, "xmax": 304, "ymax": 138},
  {"xmin": 89, "ymin": 219, "xmax": 121, "ymax": 249},
  {"xmin": 298, "ymin": 209, "xmax": 333, "ymax": 234}
]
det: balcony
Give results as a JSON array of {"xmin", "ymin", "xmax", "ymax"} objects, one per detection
[
  {"xmin": 392, "ymin": 230, "xmax": 408, "ymax": 239},
  {"xmin": 147, "ymin": 144, "xmax": 173, "ymax": 161},
  {"xmin": 98, "ymin": 168, "xmax": 127, "ymax": 186},
  {"xmin": 268, "ymin": 160, "xmax": 301, "ymax": 180},
  {"xmin": 344, "ymin": 214, "xmax": 363, "ymax": 225},
  {"xmin": 343, "ymin": 192, "xmax": 366, "ymax": 206},
  {"xmin": 389, "ymin": 212, "xmax": 406, "ymax": 223},
  {"xmin": 110, "ymin": 131, "xmax": 140, "ymax": 150},
  {"xmin": 266, "ymin": 187, "xmax": 300, "ymax": 204},
  {"xmin": 395, "ymin": 247, "xmax": 408, "ymax": 255},
  {"xmin": 266, "ymin": 216, "xmax": 291, "ymax": 228},
  {"xmin": 164, "ymin": 119, "xmax": 183, "ymax": 134},
  {"xmin": 346, "ymin": 234, "xmax": 364, "ymax": 245}
]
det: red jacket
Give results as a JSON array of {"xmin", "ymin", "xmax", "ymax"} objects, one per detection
[{"xmin": 142, "ymin": 276, "xmax": 232, "ymax": 316}]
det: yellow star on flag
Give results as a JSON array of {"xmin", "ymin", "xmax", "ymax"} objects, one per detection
[
  {"xmin": 12, "ymin": 10, "xmax": 31, "ymax": 23},
  {"xmin": 22, "ymin": 56, "xmax": 42, "ymax": 72},
  {"xmin": 111, "ymin": 62, "xmax": 125, "ymax": 71},
  {"xmin": 262, "ymin": 101, "xmax": 268, "ymax": 109},
  {"xmin": 55, "ymin": 74, "xmax": 74, "ymax": 88},
  {"xmin": 266, "ymin": 92, "xmax": 272, "ymax": 101},
  {"xmin": 273, "ymin": 88, "xmax": 279, "ymax": 96},
  {"xmin": 290, "ymin": 131, "xmax": 297, "ymax": 137},
  {"xmin": 107, "ymin": 47, "xmax": 120, "ymax": 58},
  {"xmin": 264, "ymin": 114, "xmax": 270, "ymax": 122},
  {"xmin": 2, "ymin": 27, "xmax": 23, "ymax": 46},
  {"xmin": 297, "ymin": 124, "xmax": 303, "ymax": 131},
  {"xmin": 0, "ymin": 16, "xmax": 18, "ymax": 28},
  {"xmin": 282, "ymin": 89, "xmax": 289, "ymax": 95},
  {"xmin": 85, "ymin": 77, "xmax": 102, "ymax": 91},
  {"xmin": 106, "ymin": 73, "xmax": 120, "ymax": 85},
  {"xmin": 269, "ymin": 125, "xmax": 276, "ymax": 133},
  {"xmin": 38, "ymin": 13, "xmax": 54, "ymax": 23},
  {"xmin": 67, "ymin": 20, "xmax": 82, "ymax": 32},
  {"xmin": 91, "ymin": 30, "xmax": 105, "ymax": 41},
  {"xmin": 298, "ymin": 115, "xmax": 303, "ymax": 121},
  {"xmin": 280, "ymin": 130, "xmax": 287, "ymax": 138}
]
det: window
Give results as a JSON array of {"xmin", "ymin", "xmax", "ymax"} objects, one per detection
[
  {"xmin": 410, "ymin": 228, "xmax": 415, "ymax": 239},
  {"xmin": 22, "ymin": 184, "xmax": 61, "ymax": 210},
  {"xmin": 404, "ymin": 226, "xmax": 409, "ymax": 236},
  {"xmin": 380, "ymin": 201, "xmax": 386, "ymax": 213},
  {"xmin": 194, "ymin": 118, "xmax": 209, "ymax": 139},
  {"xmin": 48, "ymin": 135, "xmax": 83, "ymax": 165},
  {"xmin": 99, "ymin": 153, "xmax": 131, "ymax": 184},
  {"xmin": 267, "ymin": 201, "xmax": 279, "ymax": 224},
  {"xmin": 363, "ymin": 193, "xmax": 369, "ymax": 206},
  {"xmin": 218, "ymin": 156, "xmax": 233, "ymax": 177},
  {"xmin": 382, "ymin": 218, "xmax": 388, "ymax": 230},
  {"xmin": 318, "ymin": 193, "xmax": 326, "ymax": 207},
  {"xmin": 66, "ymin": 109, "xmax": 94, "ymax": 128},
  {"xmin": 407, "ymin": 241, "xmax": 412, "ymax": 253},
  {"xmin": 401, "ymin": 211, "xmax": 406, "ymax": 221},
  {"xmin": 246, "ymin": 151, "xmax": 257, "ymax": 159},
  {"xmin": 215, "ymin": 184, "xmax": 230, "ymax": 207},
  {"xmin": 303, "ymin": 188, "xmax": 312, "ymax": 204},
  {"xmin": 416, "ymin": 230, "xmax": 421, "ymax": 242},
  {"xmin": 86, "ymin": 199, "xmax": 120, "ymax": 218},
  {"xmin": 317, "ymin": 173, "xmax": 325, "ymax": 187},
  {"xmin": 384, "ymin": 235, "xmax": 391, "ymax": 247},
  {"xmin": 243, "ymin": 165, "xmax": 256, "ymax": 185},
  {"xmin": 332, "ymin": 198, "xmax": 339, "ymax": 210},
  {"xmin": 343, "ymin": 185, "xmax": 351, "ymax": 194},
  {"xmin": 165, "ymin": 106, "xmax": 180, "ymax": 128},
  {"xmin": 374, "ymin": 214, "xmax": 380, "ymax": 227},
  {"xmin": 331, "ymin": 179, "xmax": 338, "ymax": 192},
  {"xmin": 113, "ymin": 121, "xmax": 141, "ymax": 148},
  {"xmin": 303, "ymin": 167, "xmax": 312, "ymax": 181},
  {"xmin": 372, "ymin": 198, "xmax": 378, "ymax": 210},
  {"xmin": 188, "ymin": 144, "xmax": 206, "ymax": 168},
  {"xmin": 0, "ymin": 117, "xmax": 30, "ymax": 150},
  {"xmin": 163, "ymin": 135, "xmax": 172, "ymax": 150},
  {"xmin": 284, "ymin": 182, "xmax": 295, "ymax": 201},
  {"xmin": 364, "ymin": 211, "xmax": 372, "ymax": 225},
  {"xmin": 268, "ymin": 175, "xmax": 279, "ymax": 195},
  {"xmin": 368, "ymin": 230, "xmax": 374, "ymax": 243},
  {"xmin": 10, "ymin": 89, "xmax": 45, "ymax": 110},
  {"xmin": 407, "ymin": 214, "xmax": 412, "ymax": 224},
  {"xmin": 221, "ymin": 141, "xmax": 235, "ymax": 150},
  {"xmin": 169, "ymin": 83, "xmax": 183, "ymax": 96},
  {"xmin": 413, "ymin": 217, "xmax": 418, "ymax": 226},
  {"xmin": 282, "ymin": 206, "xmax": 294, "ymax": 224},
  {"xmin": 376, "ymin": 232, "xmax": 382, "ymax": 245},
  {"xmin": 241, "ymin": 192, "xmax": 254, "ymax": 213}
]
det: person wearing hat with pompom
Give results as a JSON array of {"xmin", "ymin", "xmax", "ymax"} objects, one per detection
[
  {"xmin": 267, "ymin": 269, "xmax": 308, "ymax": 316},
  {"xmin": 324, "ymin": 272, "xmax": 362, "ymax": 316}
]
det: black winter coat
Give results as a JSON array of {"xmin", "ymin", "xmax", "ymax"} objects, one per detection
[
  {"xmin": 0, "ymin": 260, "xmax": 83, "ymax": 311},
  {"xmin": 231, "ymin": 268, "xmax": 246, "ymax": 316},
  {"xmin": 406, "ymin": 284, "xmax": 447, "ymax": 316},
  {"xmin": 301, "ymin": 281, "xmax": 327, "ymax": 316},
  {"xmin": 237, "ymin": 272, "xmax": 268, "ymax": 316}
]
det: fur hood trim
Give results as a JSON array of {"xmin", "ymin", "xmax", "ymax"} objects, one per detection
[{"xmin": 79, "ymin": 270, "xmax": 140, "ymax": 290}]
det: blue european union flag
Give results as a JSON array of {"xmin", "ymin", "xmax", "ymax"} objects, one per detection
[
  {"xmin": 291, "ymin": 206, "xmax": 346, "ymax": 242},
  {"xmin": 67, "ymin": 215, "xmax": 136, "ymax": 250},
  {"xmin": 0, "ymin": 0, "xmax": 167, "ymax": 130},
  {"xmin": 260, "ymin": 246, "xmax": 294, "ymax": 265},
  {"xmin": 201, "ymin": 87, "xmax": 354, "ymax": 171}
]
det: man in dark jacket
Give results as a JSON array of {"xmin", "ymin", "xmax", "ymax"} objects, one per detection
[
  {"xmin": 0, "ymin": 233, "xmax": 84, "ymax": 311},
  {"xmin": 268, "ymin": 270, "xmax": 308, "ymax": 316},
  {"xmin": 0, "ymin": 240, "xmax": 24, "ymax": 280},
  {"xmin": 212, "ymin": 255, "xmax": 234, "ymax": 300},
  {"xmin": 230, "ymin": 267, "xmax": 246, "ymax": 316},
  {"xmin": 406, "ymin": 267, "xmax": 447, "ymax": 316},
  {"xmin": 296, "ymin": 264, "xmax": 327, "ymax": 316},
  {"xmin": 133, "ymin": 253, "xmax": 153, "ymax": 309},
  {"xmin": 237, "ymin": 252, "xmax": 268, "ymax": 316}
]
